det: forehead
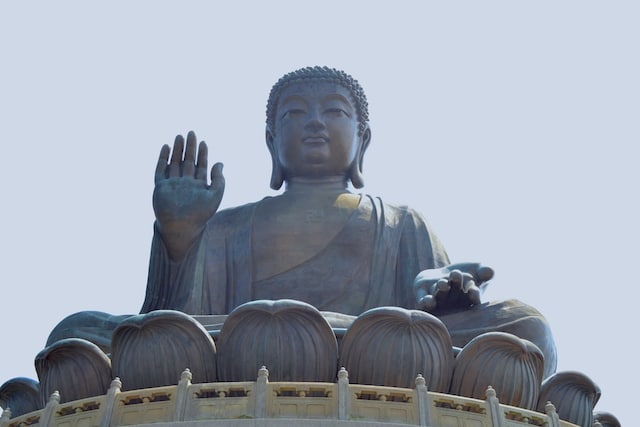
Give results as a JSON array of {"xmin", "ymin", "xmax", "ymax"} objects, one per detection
[{"xmin": 277, "ymin": 81, "xmax": 354, "ymax": 106}]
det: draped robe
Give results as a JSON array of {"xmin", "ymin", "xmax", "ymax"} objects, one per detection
[
  {"xmin": 48, "ymin": 194, "xmax": 557, "ymax": 376},
  {"xmin": 142, "ymin": 194, "xmax": 450, "ymax": 315}
]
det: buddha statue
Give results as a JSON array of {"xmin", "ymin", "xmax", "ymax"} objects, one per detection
[{"xmin": 47, "ymin": 66, "xmax": 557, "ymax": 377}]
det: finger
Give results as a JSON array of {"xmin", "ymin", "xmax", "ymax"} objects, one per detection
[
  {"xmin": 210, "ymin": 162, "xmax": 225, "ymax": 192},
  {"xmin": 415, "ymin": 285, "xmax": 427, "ymax": 301},
  {"xmin": 467, "ymin": 284, "xmax": 482, "ymax": 305},
  {"xmin": 195, "ymin": 141, "xmax": 209, "ymax": 181},
  {"xmin": 168, "ymin": 134, "xmax": 185, "ymax": 178},
  {"xmin": 183, "ymin": 131, "xmax": 197, "ymax": 178},
  {"xmin": 418, "ymin": 295, "xmax": 437, "ymax": 312},
  {"xmin": 154, "ymin": 144, "xmax": 171, "ymax": 184},
  {"xmin": 462, "ymin": 278, "xmax": 476, "ymax": 293},
  {"xmin": 477, "ymin": 265, "xmax": 495, "ymax": 282},
  {"xmin": 429, "ymin": 278, "xmax": 450, "ymax": 297},
  {"xmin": 448, "ymin": 269, "xmax": 464, "ymax": 290}
]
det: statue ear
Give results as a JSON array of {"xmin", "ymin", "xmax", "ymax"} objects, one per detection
[
  {"xmin": 266, "ymin": 128, "xmax": 284, "ymax": 190},
  {"xmin": 349, "ymin": 125, "xmax": 371, "ymax": 189}
]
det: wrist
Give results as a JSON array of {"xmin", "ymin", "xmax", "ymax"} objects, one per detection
[{"xmin": 155, "ymin": 221, "xmax": 206, "ymax": 262}]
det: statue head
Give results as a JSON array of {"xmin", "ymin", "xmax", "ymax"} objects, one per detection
[{"xmin": 265, "ymin": 66, "xmax": 371, "ymax": 190}]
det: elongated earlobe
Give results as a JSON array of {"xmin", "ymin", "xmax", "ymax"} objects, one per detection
[
  {"xmin": 266, "ymin": 129, "xmax": 284, "ymax": 190},
  {"xmin": 270, "ymin": 159, "xmax": 284, "ymax": 190},
  {"xmin": 349, "ymin": 160, "xmax": 365, "ymax": 189},
  {"xmin": 349, "ymin": 125, "xmax": 371, "ymax": 189}
]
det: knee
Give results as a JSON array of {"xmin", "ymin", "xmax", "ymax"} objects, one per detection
[{"xmin": 46, "ymin": 311, "xmax": 132, "ymax": 353}]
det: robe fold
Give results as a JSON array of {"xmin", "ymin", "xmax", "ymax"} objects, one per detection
[
  {"xmin": 48, "ymin": 194, "xmax": 557, "ymax": 377},
  {"xmin": 142, "ymin": 195, "xmax": 450, "ymax": 316}
]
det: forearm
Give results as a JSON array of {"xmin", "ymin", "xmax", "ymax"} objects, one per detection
[{"xmin": 142, "ymin": 224, "xmax": 208, "ymax": 314}]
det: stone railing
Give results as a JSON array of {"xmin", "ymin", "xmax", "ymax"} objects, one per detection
[{"xmin": 0, "ymin": 368, "xmax": 580, "ymax": 427}]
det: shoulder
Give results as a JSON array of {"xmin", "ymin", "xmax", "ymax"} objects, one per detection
[
  {"xmin": 206, "ymin": 200, "xmax": 261, "ymax": 232},
  {"xmin": 360, "ymin": 194, "xmax": 427, "ymax": 226}
]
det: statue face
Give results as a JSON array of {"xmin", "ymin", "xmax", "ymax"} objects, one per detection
[{"xmin": 269, "ymin": 81, "xmax": 364, "ymax": 181}]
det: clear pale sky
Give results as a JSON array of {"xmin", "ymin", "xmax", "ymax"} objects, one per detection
[{"xmin": 1, "ymin": 2, "xmax": 637, "ymax": 425}]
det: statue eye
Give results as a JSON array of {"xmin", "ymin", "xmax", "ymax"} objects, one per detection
[
  {"xmin": 324, "ymin": 108, "xmax": 350, "ymax": 117},
  {"xmin": 281, "ymin": 109, "xmax": 306, "ymax": 119}
]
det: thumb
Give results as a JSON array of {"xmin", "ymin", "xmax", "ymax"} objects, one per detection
[
  {"xmin": 476, "ymin": 264, "xmax": 494, "ymax": 282},
  {"xmin": 210, "ymin": 162, "xmax": 225, "ymax": 192}
]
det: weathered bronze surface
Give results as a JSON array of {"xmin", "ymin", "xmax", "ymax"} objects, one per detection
[
  {"xmin": 111, "ymin": 310, "xmax": 217, "ymax": 390},
  {"xmin": 35, "ymin": 339, "xmax": 112, "ymax": 406},
  {"xmin": 339, "ymin": 306, "xmax": 453, "ymax": 391},
  {"xmin": 450, "ymin": 332, "xmax": 544, "ymax": 409},
  {"xmin": 216, "ymin": 299, "xmax": 338, "ymax": 382},
  {"xmin": 146, "ymin": 67, "xmax": 557, "ymax": 377},
  {"xmin": 44, "ymin": 66, "xmax": 556, "ymax": 386},
  {"xmin": 537, "ymin": 371, "xmax": 601, "ymax": 427},
  {"xmin": 0, "ymin": 378, "xmax": 40, "ymax": 417},
  {"xmin": 1, "ymin": 66, "xmax": 623, "ymax": 427}
]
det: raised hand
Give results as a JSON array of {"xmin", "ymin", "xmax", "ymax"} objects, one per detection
[
  {"xmin": 153, "ymin": 131, "xmax": 225, "ymax": 261},
  {"xmin": 414, "ymin": 262, "xmax": 494, "ymax": 313}
]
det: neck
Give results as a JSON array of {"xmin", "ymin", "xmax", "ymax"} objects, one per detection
[{"xmin": 284, "ymin": 176, "xmax": 350, "ymax": 195}]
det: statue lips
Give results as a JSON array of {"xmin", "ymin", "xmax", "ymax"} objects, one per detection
[
  {"xmin": 302, "ymin": 135, "xmax": 329, "ymax": 145},
  {"xmin": 301, "ymin": 135, "xmax": 330, "ymax": 163}
]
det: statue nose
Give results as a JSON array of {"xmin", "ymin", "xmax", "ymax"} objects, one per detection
[{"xmin": 304, "ymin": 115, "xmax": 326, "ymax": 133}]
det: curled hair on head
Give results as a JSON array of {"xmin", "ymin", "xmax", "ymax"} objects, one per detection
[{"xmin": 266, "ymin": 66, "xmax": 370, "ymax": 136}]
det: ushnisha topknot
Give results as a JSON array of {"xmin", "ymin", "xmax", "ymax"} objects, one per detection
[{"xmin": 266, "ymin": 66, "xmax": 370, "ymax": 136}]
